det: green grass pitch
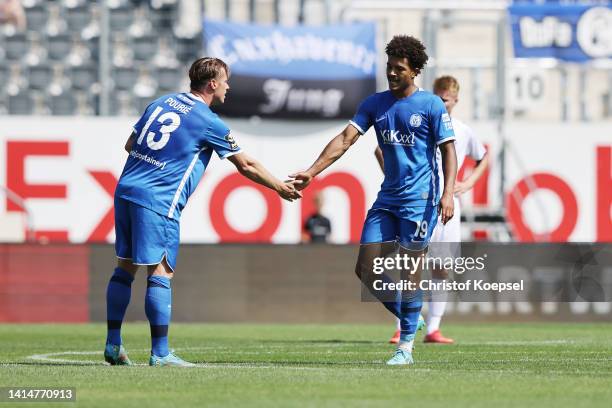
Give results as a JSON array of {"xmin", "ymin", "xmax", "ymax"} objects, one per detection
[{"xmin": 0, "ymin": 323, "xmax": 611, "ymax": 407}]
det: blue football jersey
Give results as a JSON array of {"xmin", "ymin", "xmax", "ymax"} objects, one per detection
[
  {"xmin": 116, "ymin": 93, "xmax": 241, "ymax": 220},
  {"xmin": 350, "ymin": 89, "xmax": 455, "ymax": 207}
]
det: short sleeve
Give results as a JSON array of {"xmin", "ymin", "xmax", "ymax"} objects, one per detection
[
  {"xmin": 132, "ymin": 102, "xmax": 155, "ymax": 136},
  {"xmin": 465, "ymin": 127, "xmax": 487, "ymax": 161},
  {"xmin": 349, "ymin": 95, "xmax": 376, "ymax": 135},
  {"xmin": 429, "ymin": 96, "xmax": 455, "ymax": 145},
  {"xmin": 205, "ymin": 117, "xmax": 241, "ymax": 159}
]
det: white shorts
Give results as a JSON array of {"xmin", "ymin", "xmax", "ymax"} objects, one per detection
[{"xmin": 429, "ymin": 196, "xmax": 461, "ymax": 259}]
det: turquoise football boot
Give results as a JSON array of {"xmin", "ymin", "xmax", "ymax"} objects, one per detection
[
  {"xmin": 104, "ymin": 344, "xmax": 133, "ymax": 366},
  {"xmin": 386, "ymin": 348, "xmax": 414, "ymax": 366},
  {"xmin": 149, "ymin": 350, "xmax": 195, "ymax": 367},
  {"xmin": 417, "ymin": 314, "xmax": 426, "ymax": 331}
]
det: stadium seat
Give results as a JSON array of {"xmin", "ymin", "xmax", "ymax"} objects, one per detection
[
  {"xmin": 131, "ymin": 34, "xmax": 158, "ymax": 61},
  {"xmin": 110, "ymin": 91, "xmax": 138, "ymax": 116},
  {"xmin": 81, "ymin": 3, "xmax": 100, "ymax": 46},
  {"xmin": 113, "ymin": 66, "xmax": 138, "ymax": 91},
  {"xmin": 5, "ymin": 63, "xmax": 28, "ymax": 95},
  {"xmin": 31, "ymin": 91, "xmax": 51, "ymax": 114},
  {"xmin": 109, "ymin": 2, "xmax": 134, "ymax": 32},
  {"xmin": 23, "ymin": 32, "xmax": 48, "ymax": 66},
  {"xmin": 0, "ymin": 64, "xmax": 7, "ymax": 89},
  {"xmin": 44, "ymin": 3, "xmax": 68, "ymax": 37},
  {"xmin": 24, "ymin": 2, "xmax": 48, "ymax": 32},
  {"xmin": 151, "ymin": 35, "xmax": 180, "ymax": 67},
  {"xmin": 47, "ymin": 33, "xmax": 73, "ymax": 60},
  {"xmin": 74, "ymin": 90, "xmax": 95, "ymax": 115},
  {"xmin": 64, "ymin": 2, "xmax": 92, "ymax": 32},
  {"xmin": 66, "ymin": 37, "xmax": 93, "ymax": 67},
  {"xmin": 149, "ymin": 0, "xmax": 178, "ymax": 31},
  {"xmin": 173, "ymin": 30, "xmax": 201, "ymax": 63},
  {"xmin": 8, "ymin": 91, "xmax": 34, "ymax": 115},
  {"xmin": 70, "ymin": 65, "xmax": 98, "ymax": 90},
  {"xmin": 27, "ymin": 65, "xmax": 53, "ymax": 91},
  {"xmin": 50, "ymin": 92, "xmax": 77, "ymax": 115},
  {"xmin": 3, "ymin": 31, "xmax": 28, "ymax": 60},
  {"xmin": 156, "ymin": 66, "xmax": 181, "ymax": 93},
  {"xmin": 47, "ymin": 64, "xmax": 72, "ymax": 93},
  {"xmin": 133, "ymin": 66, "xmax": 158, "ymax": 96}
]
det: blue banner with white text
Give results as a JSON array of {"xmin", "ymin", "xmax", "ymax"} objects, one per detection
[
  {"xmin": 203, "ymin": 19, "xmax": 377, "ymax": 119},
  {"xmin": 509, "ymin": 1, "xmax": 612, "ymax": 61}
]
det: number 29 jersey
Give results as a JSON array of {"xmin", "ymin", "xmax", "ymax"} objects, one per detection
[
  {"xmin": 350, "ymin": 89, "xmax": 455, "ymax": 207},
  {"xmin": 115, "ymin": 93, "xmax": 241, "ymax": 220}
]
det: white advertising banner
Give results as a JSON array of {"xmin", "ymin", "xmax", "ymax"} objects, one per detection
[{"xmin": 0, "ymin": 117, "xmax": 610, "ymax": 243}]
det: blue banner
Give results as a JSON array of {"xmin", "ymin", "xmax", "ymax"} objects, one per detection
[
  {"xmin": 203, "ymin": 19, "xmax": 376, "ymax": 80},
  {"xmin": 202, "ymin": 19, "xmax": 377, "ymax": 119},
  {"xmin": 509, "ymin": 2, "xmax": 612, "ymax": 61}
]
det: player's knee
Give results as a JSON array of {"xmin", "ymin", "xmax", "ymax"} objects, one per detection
[
  {"xmin": 148, "ymin": 259, "xmax": 174, "ymax": 279},
  {"xmin": 117, "ymin": 259, "xmax": 138, "ymax": 275}
]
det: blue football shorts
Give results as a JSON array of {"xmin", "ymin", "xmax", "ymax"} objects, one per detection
[
  {"xmin": 360, "ymin": 204, "xmax": 438, "ymax": 251},
  {"xmin": 114, "ymin": 197, "xmax": 180, "ymax": 271}
]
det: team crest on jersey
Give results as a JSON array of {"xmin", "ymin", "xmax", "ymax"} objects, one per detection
[
  {"xmin": 442, "ymin": 113, "xmax": 453, "ymax": 131},
  {"xmin": 409, "ymin": 114, "xmax": 422, "ymax": 128},
  {"xmin": 226, "ymin": 134, "xmax": 238, "ymax": 150}
]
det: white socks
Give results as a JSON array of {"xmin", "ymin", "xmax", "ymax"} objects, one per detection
[{"xmin": 426, "ymin": 278, "xmax": 447, "ymax": 334}]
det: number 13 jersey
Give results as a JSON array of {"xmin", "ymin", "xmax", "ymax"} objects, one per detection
[{"xmin": 116, "ymin": 92, "xmax": 241, "ymax": 220}]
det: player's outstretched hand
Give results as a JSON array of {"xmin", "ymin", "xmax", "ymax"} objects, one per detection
[
  {"xmin": 438, "ymin": 192, "xmax": 454, "ymax": 224},
  {"xmin": 288, "ymin": 171, "xmax": 312, "ymax": 191},
  {"xmin": 277, "ymin": 181, "xmax": 302, "ymax": 202},
  {"xmin": 454, "ymin": 180, "xmax": 472, "ymax": 195}
]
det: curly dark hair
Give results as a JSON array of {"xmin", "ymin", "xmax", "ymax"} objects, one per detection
[{"xmin": 385, "ymin": 35, "xmax": 429, "ymax": 75}]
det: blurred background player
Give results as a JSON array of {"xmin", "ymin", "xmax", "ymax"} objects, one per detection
[
  {"xmin": 291, "ymin": 35, "xmax": 457, "ymax": 365},
  {"xmin": 105, "ymin": 57, "xmax": 301, "ymax": 367},
  {"xmin": 378, "ymin": 75, "xmax": 489, "ymax": 345},
  {"xmin": 302, "ymin": 192, "xmax": 332, "ymax": 243}
]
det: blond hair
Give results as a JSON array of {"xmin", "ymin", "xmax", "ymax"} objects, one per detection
[{"xmin": 433, "ymin": 75, "xmax": 460, "ymax": 94}]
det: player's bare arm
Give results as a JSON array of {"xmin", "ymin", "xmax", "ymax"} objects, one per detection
[
  {"xmin": 228, "ymin": 152, "xmax": 301, "ymax": 202},
  {"xmin": 454, "ymin": 152, "xmax": 489, "ymax": 195},
  {"xmin": 374, "ymin": 146, "xmax": 384, "ymax": 172},
  {"xmin": 439, "ymin": 140, "xmax": 457, "ymax": 224},
  {"xmin": 290, "ymin": 124, "xmax": 361, "ymax": 190},
  {"xmin": 124, "ymin": 132, "xmax": 135, "ymax": 152}
]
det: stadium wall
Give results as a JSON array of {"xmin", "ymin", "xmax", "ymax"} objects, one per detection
[
  {"xmin": 0, "ymin": 117, "xmax": 610, "ymax": 243},
  {"xmin": 0, "ymin": 243, "xmax": 610, "ymax": 323}
]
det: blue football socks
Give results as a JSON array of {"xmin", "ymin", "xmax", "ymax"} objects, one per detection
[
  {"xmin": 399, "ymin": 290, "xmax": 424, "ymax": 342},
  {"xmin": 145, "ymin": 275, "xmax": 172, "ymax": 358},
  {"xmin": 106, "ymin": 267, "xmax": 134, "ymax": 346}
]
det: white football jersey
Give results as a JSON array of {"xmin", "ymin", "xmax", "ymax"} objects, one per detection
[
  {"xmin": 436, "ymin": 117, "xmax": 487, "ymax": 197},
  {"xmin": 432, "ymin": 117, "xmax": 487, "ymax": 245}
]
